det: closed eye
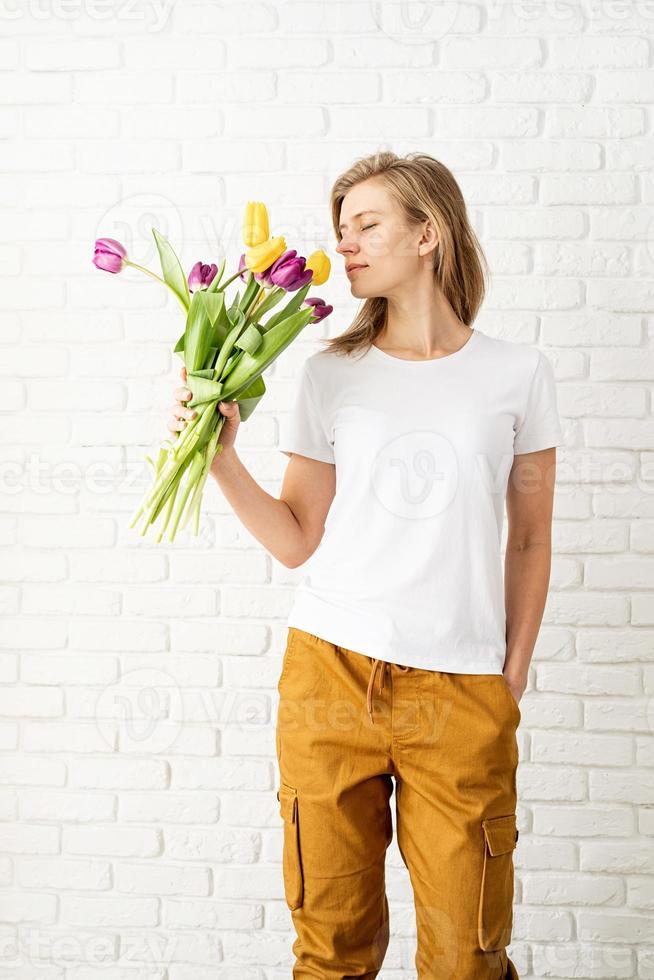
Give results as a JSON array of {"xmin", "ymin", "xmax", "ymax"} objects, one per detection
[{"xmin": 362, "ymin": 224, "xmax": 377, "ymax": 231}]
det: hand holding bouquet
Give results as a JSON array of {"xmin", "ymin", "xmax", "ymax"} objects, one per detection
[{"xmin": 93, "ymin": 201, "xmax": 333, "ymax": 543}]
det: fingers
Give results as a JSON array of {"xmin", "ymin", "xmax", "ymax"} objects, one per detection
[
  {"xmin": 168, "ymin": 388, "xmax": 197, "ymax": 434},
  {"xmin": 181, "ymin": 365, "xmax": 187, "ymax": 381},
  {"xmin": 172, "ymin": 401, "xmax": 197, "ymax": 421},
  {"xmin": 167, "ymin": 409, "xmax": 196, "ymax": 433},
  {"xmin": 167, "ymin": 417, "xmax": 186, "ymax": 434},
  {"xmin": 217, "ymin": 400, "xmax": 240, "ymax": 417},
  {"xmin": 174, "ymin": 386, "xmax": 192, "ymax": 403}
]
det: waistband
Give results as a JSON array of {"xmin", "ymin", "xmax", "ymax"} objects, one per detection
[{"xmin": 366, "ymin": 657, "xmax": 411, "ymax": 725}]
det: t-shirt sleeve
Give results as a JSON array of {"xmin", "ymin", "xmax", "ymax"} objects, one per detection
[
  {"xmin": 278, "ymin": 359, "xmax": 335, "ymax": 464},
  {"xmin": 513, "ymin": 349, "xmax": 564, "ymax": 455}
]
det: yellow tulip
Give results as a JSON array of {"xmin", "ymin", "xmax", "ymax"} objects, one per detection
[
  {"xmin": 305, "ymin": 249, "xmax": 331, "ymax": 286},
  {"xmin": 242, "ymin": 201, "xmax": 270, "ymax": 248},
  {"xmin": 244, "ymin": 235, "xmax": 287, "ymax": 274}
]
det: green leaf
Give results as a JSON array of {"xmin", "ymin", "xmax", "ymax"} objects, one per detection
[
  {"xmin": 233, "ymin": 322, "xmax": 263, "ymax": 357},
  {"xmin": 206, "ymin": 256, "xmax": 226, "ymax": 293},
  {"xmin": 200, "ymin": 290, "xmax": 225, "ymax": 327},
  {"xmin": 183, "ymin": 290, "xmax": 212, "ymax": 373},
  {"xmin": 212, "ymin": 309, "xmax": 245, "ymax": 380},
  {"xmin": 228, "ymin": 291, "xmax": 241, "ymax": 320},
  {"xmin": 220, "ymin": 306, "xmax": 314, "ymax": 400},
  {"xmin": 233, "ymin": 374, "xmax": 265, "ymax": 422},
  {"xmin": 263, "ymin": 281, "xmax": 311, "ymax": 332},
  {"xmin": 186, "ymin": 373, "xmax": 224, "ymax": 409},
  {"xmin": 152, "ymin": 228, "xmax": 191, "ymax": 310},
  {"xmin": 250, "ymin": 285, "xmax": 284, "ymax": 320}
]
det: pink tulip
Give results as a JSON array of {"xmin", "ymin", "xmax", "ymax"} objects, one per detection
[
  {"xmin": 305, "ymin": 297, "xmax": 333, "ymax": 323},
  {"xmin": 238, "ymin": 253, "xmax": 250, "ymax": 283},
  {"xmin": 188, "ymin": 261, "xmax": 218, "ymax": 292},
  {"xmin": 238, "ymin": 252, "xmax": 271, "ymax": 286},
  {"xmin": 269, "ymin": 249, "xmax": 313, "ymax": 292},
  {"xmin": 93, "ymin": 238, "xmax": 127, "ymax": 274}
]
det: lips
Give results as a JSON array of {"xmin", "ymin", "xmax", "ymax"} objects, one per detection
[{"xmin": 346, "ymin": 264, "xmax": 368, "ymax": 275}]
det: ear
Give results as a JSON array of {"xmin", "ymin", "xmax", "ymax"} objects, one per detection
[{"xmin": 418, "ymin": 221, "xmax": 440, "ymax": 261}]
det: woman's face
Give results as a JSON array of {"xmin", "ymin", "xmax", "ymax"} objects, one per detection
[{"xmin": 335, "ymin": 177, "xmax": 436, "ymax": 300}]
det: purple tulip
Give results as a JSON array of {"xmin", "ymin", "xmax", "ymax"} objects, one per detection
[
  {"xmin": 304, "ymin": 297, "xmax": 333, "ymax": 323},
  {"xmin": 93, "ymin": 238, "xmax": 127, "ymax": 274},
  {"xmin": 238, "ymin": 253, "xmax": 252, "ymax": 284},
  {"xmin": 238, "ymin": 252, "xmax": 276, "ymax": 287},
  {"xmin": 268, "ymin": 249, "xmax": 314, "ymax": 292},
  {"xmin": 188, "ymin": 261, "xmax": 218, "ymax": 292}
]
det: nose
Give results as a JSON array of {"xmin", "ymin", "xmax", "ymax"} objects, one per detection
[{"xmin": 336, "ymin": 237, "xmax": 360, "ymax": 257}]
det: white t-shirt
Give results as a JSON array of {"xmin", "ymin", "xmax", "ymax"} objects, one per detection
[{"xmin": 278, "ymin": 328, "xmax": 564, "ymax": 674}]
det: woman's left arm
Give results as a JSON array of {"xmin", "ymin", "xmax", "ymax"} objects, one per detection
[{"xmin": 504, "ymin": 446, "xmax": 558, "ymax": 704}]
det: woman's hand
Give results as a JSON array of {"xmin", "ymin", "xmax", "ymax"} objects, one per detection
[
  {"xmin": 169, "ymin": 365, "xmax": 241, "ymax": 454},
  {"xmin": 503, "ymin": 670, "xmax": 527, "ymax": 706},
  {"xmin": 168, "ymin": 365, "xmax": 198, "ymax": 436},
  {"xmin": 215, "ymin": 392, "xmax": 241, "ymax": 454}
]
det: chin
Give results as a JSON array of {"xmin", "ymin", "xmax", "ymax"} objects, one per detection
[{"xmin": 349, "ymin": 283, "xmax": 374, "ymax": 298}]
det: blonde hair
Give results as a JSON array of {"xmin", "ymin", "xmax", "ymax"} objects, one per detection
[{"xmin": 321, "ymin": 150, "xmax": 490, "ymax": 358}]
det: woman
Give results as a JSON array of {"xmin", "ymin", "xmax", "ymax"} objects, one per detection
[{"xmin": 170, "ymin": 152, "xmax": 563, "ymax": 979}]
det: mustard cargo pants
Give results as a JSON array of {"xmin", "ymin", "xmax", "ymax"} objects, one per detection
[{"xmin": 275, "ymin": 627, "xmax": 521, "ymax": 980}]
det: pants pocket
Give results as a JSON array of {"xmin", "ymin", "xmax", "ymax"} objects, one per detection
[
  {"xmin": 278, "ymin": 628, "xmax": 298, "ymax": 688},
  {"xmin": 277, "ymin": 783, "xmax": 304, "ymax": 910},
  {"xmin": 478, "ymin": 813, "xmax": 518, "ymax": 952}
]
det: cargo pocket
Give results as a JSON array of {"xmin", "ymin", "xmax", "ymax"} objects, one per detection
[
  {"xmin": 277, "ymin": 783, "xmax": 304, "ymax": 910},
  {"xmin": 478, "ymin": 813, "xmax": 518, "ymax": 952}
]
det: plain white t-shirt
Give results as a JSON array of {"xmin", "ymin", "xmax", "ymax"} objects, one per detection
[{"xmin": 278, "ymin": 328, "xmax": 564, "ymax": 673}]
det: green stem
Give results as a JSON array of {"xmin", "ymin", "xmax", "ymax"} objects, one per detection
[
  {"xmin": 220, "ymin": 268, "xmax": 251, "ymax": 291},
  {"xmin": 168, "ymin": 452, "xmax": 206, "ymax": 542},
  {"xmin": 182, "ymin": 422, "xmax": 224, "ymax": 534},
  {"xmin": 155, "ymin": 478, "xmax": 180, "ymax": 543},
  {"xmin": 125, "ymin": 261, "xmax": 189, "ymax": 314}
]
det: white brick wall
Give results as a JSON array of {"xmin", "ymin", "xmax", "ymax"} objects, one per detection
[{"xmin": 1, "ymin": 0, "xmax": 653, "ymax": 976}]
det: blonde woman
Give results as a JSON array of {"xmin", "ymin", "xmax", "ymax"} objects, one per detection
[{"xmin": 171, "ymin": 152, "xmax": 563, "ymax": 980}]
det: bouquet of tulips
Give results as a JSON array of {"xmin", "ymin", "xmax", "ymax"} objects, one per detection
[{"xmin": 93, "ymin": 201, "xmax": 333, "ymax": 543}]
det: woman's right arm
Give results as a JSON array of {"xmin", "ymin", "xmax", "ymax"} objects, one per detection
[{"xmin": 169, "ymin": 366, "xmax": 336, "ymax": 568}]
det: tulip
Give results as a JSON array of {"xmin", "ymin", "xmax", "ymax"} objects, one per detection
[
  {"xmin": 244, "ymin": 235, "xmax": 286, "ymax": 274},
  {"xmin": 242, "ymin": 201, "xmax": 270, "ymax": 248},
  {"xmin": 238, "ymin": 252, "xmax": 267, "ymax": 286},
  {"xmin": 96, "ymin": 205, "xmax": 334, "ymax": 545},
  {"xmin": 305, "ymin": 249, "xmax": 331, "ymax": 286},
  {"xmin": 188, "ymin": 261, "xmax": 218, "ymax": 292},
  {"xmin": 238, "ymin": 253, "xmax": 250, "ymax": 284},
  {"xmin": 304, "ymin": 297, "xmax": 333, "ymax": 323},
  {"xmin": 268, "ymin": 249, "xmax": 314, "ymax": 292},
  {"xmin": 93, "ymin": 238, "xmax": 127, "ymax": 274}
]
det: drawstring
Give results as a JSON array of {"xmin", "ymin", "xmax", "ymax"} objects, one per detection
[{"xmin": 366, "ymin": 658, "xmax": 411, "ymax": 724}]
